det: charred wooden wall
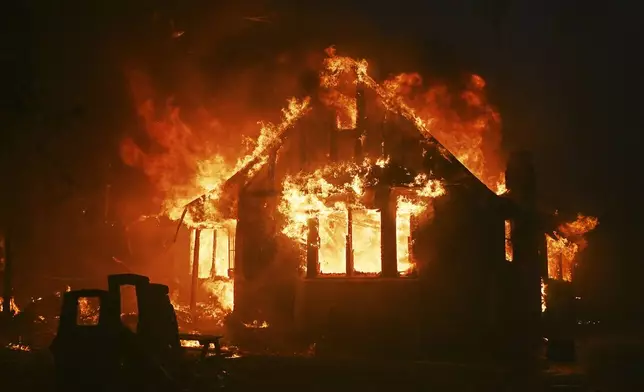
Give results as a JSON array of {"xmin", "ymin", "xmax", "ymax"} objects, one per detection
[
  {"xmin": 233, "ymin": 192, "xmax": 283, "ymax": 323},
  {"xmin": 230, "ymin": 101, "xmax": 512, "ymax": 359},
  {"xmin": 294, "ymin": 278, "xmax": 421, "ymax": 357},
  {"xmin": 414, "ymin": 183, "xmax": 506, "ymax": 358}
]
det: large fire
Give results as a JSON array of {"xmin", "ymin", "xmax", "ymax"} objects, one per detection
[
  {"xmin": 119, "ymin": 47, "xmax": 596, "ymax": 322},
  {"xmin": 546, "ymin": 214, "xmax": 599, "ymax": 282}
]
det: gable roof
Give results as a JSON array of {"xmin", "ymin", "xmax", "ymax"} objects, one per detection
[{"xmin": 181, "ymin": 77, "xmax": 502, "ymax": 224}]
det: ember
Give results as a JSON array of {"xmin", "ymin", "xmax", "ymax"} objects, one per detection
[
  {"xmin": 243, "ymin": 320, "xmax": 269, "ymax": 329},
  {"xmin": 6, "ymin": 343, "xmax": 31, "ymax": 352}
]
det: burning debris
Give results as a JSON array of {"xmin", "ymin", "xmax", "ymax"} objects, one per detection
[
  {"xmin": 6, "ymin": 342, "xmax": 30, "ymax": 352},
  {"xmin": 243, "ymin": 320, "xmax": 269, "ymax": 329}
]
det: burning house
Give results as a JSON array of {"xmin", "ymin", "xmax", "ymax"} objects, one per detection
[{"xmin": 120, "ymin": 48, "xmax": 597, "ymax": 359}]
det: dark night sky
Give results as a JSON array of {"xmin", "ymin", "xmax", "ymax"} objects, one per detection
[{"xmin": 1, "ymin": 1, "xmax": 642, "ymax": 315}]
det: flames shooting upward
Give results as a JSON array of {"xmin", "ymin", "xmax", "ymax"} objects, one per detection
[
  {"xmin": 121, "ymin": 46, "xmax": 506, "ymax": 229},
  {"xmin": 547, "ymin": 214, "xmax": 599, "ymax": 282},
  {"xmin": 0, "ymin": 297, "xmax": 20, "ymax": 315},
  {"xmin": 119, "ymin": 47, "xmax": 597, "ymax": 318}
]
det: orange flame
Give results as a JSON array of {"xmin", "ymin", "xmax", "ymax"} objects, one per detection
[
  {"xmin": 119, "ymin": 47, "xmax": 596, "ymax": 323},
  {"xmin": 0, "ymin": 297, "xmax": 20, "ymax": 315},
  {"xmin": 278, "ymin": 159, "xmax": 445, "ymax": 274},
  {"xmin": 546, "ymin": 214, "xmax": 599, "ymax": 281}
]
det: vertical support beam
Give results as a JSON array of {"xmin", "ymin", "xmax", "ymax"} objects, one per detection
[
  {"xmin": 381, "ymin": 113, "xmax": 388, "ymax": 158},
  {"xmin": 232, "ymin": 209, "xmax": 243, "ymax": 315},
  {"xmin": 379, "ymin": 186, "xmax": 398, "ymax": 278},
  {"xmin": 235, "ymin": 192, "xmax": 244, "ymax": 280},
  {"xmin": 329, "ymin": 127, "xmax": 338, "ymax": 162},
  {"xmin": 228, "ymin": 228, "xmax": 235, "ymax": 278},
  {"xmin": 408, "ymin": 214, "xmax": 415, "ymax": 270},
  {"xmin": 353, "ymin": 132, "xmax": 363, "ymax": 160},
  {"xmin": 268, "ymin": 152, "xmax": 277, "ymax": 190},
  {"xmin": 356, "ymin": 82, "xmax": 366, "ymax": 133},
  {"xmin": 557, "ymin": 253, "xmax": 564, "ymax": 281},
  {"xmin": 346, "ymin": 207, "xmax": 354, "ymax": 276},
  {"xmin": 306, "ymin": 217, "xmax": 319, "ymax": 278},
  {"xmin": 210, "ymin": 229, "xmax": 218, "ymax": 278},
  {"xmin": 354, "ymin": 79, "xmax": 366, "ymax": 160},
  {"xmin": 2, "ymin": 231, "xmax": 13, "ymax": 316},
  {"xmin": 299, "ymin": 128, "xmax": 307, "ymax": 171},
  {"xmin": 190, "ymin": 229, "xmax": 201, "ymax": 317}
]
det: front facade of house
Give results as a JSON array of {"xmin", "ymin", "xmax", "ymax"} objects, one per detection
[
  {"xmin": 226, "ymin": 97, "xmax": 538, "ymax": 358},
  {"xmin": 171, "ymin": 89, "xmax": 550, "ymax": 359}
]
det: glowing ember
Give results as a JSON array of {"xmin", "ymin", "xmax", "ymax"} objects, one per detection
[
  {"xmin": 6, "ymin": 343, "xmax": 31, "ymax": 352},
  {"xmin": 180, "ymin": 339, "xmax": 201, "ymax": 348},
  {"xmin": 243, "ymin": 320, "xmax": 269, "ymax": 329}
]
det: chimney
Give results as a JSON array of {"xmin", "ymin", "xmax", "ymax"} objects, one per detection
[{"xmin": 505, "ymin": 150, "xmax": 545, "ymax": 357}]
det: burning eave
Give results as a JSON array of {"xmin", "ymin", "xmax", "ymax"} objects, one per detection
[
  {"xmin": 181, "ymin": 86, "xmax": 496, "ymax": 231},
  {"xmin": 528, "ymin": 208, "xmax": 593, "ymax": 243},
  {"xmin": 180, "ymin": 111, "xmax": 310, "ymax": 228},
  {"xmin": 420, "ymin": 139, "xmax": 501, "ymax": 203}
]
